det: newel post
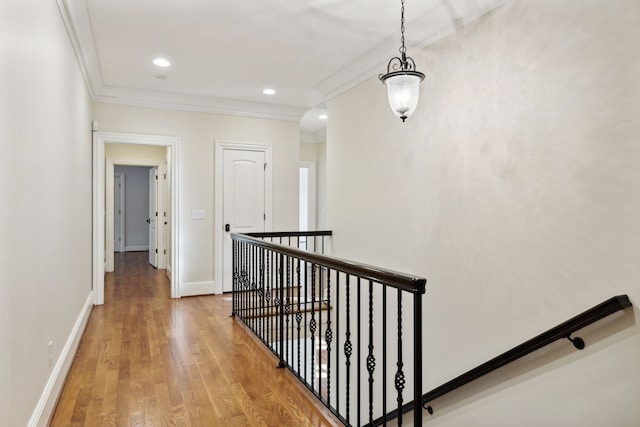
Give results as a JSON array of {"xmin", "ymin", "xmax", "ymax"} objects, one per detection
[{"xmin": 413, "ymin": 291, "xmax": 423, "ymax": 426}]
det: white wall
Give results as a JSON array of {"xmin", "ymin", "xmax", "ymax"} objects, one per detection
[
  {"xmin": 105, "ymin": 142, "xmax": 167, "ymax": 160},
  {"xmin": 0, "ymin": 0, "xmax": 93, "ymax": 425},
  {"xmin": 0, "ymin": 4, "xmax": 12, "ymax": 421},
  {"xmin": 300, "ymin": 141, "xmax": 328, "ymax": 229},
  {"xmin": 114, "ymin": 165, "xmax": 151, "ymax": 250},
  {"xmin": 93, "ymin": 103, "xmax": 300, "ymax": 287},
  {"xmin": 328, "ymin": 0, "xmax": 640, "ymax": 425}
]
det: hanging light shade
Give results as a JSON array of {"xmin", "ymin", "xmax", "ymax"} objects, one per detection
[{"xmin": 379, "ymin": 0, "xmax": 425, "ymax": 122}]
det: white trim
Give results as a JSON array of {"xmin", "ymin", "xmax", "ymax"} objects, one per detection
[
  {"xmin": 55, "ymin": 0, "xmax": 103, "ymax": 98},
  {"xmin": 113, "ymin": 172, "xmax": 125, "ymax": 252},
  {"xmin": 180, "ymin": 281, "xmax": 216, "ymax": 297},
  {"xmin": 214, "ymin": 141, "xmax": 273, "ymax": 295},
  {"xmin": 27, "ymin": 292, "xmax": 93, "ymax": 427},
  {"xmin": 93, "ymin": 132, "xmax": 180, "ymax": 304},
  {"xmin": 299, "ymin": 161, "xmax": 317, "ymax": 231}
]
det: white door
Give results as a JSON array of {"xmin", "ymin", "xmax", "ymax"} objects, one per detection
[
  {"xmin": 149, "ymin": 167, "xmax": 158, "ymax": 267},
  {"xmin": 222, "ymin": 149, "xmax": 266, "ymax": 292},
  {"xmin": 162, "ymin": 161, "xmax": 170, "ymax": 271},
  {"xmin": 114, "ymin": 173, "xmax": 125, "ymax": 252}
]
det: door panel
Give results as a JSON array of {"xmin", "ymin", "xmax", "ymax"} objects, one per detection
[
  {"xmin": 149, "ymin": 167, "xmax": 158, "ymax": 267},
  {"xmin": 223, "ymin": 149, "xmax": 265, "ymax": 292},
  {"xmin": 114, "ymin": 173, "xmax": 124, "ymax": 252}
]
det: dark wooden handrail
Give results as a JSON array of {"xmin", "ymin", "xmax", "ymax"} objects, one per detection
[
  {"xmin": 231, "ymin": 232, "xmax": 426, "ymax": 294},
  {"xmin": 370, "ymin": 294, "xmax": 632, "ymax": 426},
  {"xmin": 247, "ymin": 230, "xmax": 333, "ymax": 238}
]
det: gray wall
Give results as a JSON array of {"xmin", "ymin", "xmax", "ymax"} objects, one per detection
[{"xmin": 115, "ymin": 165, "xmax": 151, "ymax": 250}]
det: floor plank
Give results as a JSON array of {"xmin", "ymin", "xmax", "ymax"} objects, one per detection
[{"xmin": 51, "ymin": 252, "xmax": 341, "ymax": 427}]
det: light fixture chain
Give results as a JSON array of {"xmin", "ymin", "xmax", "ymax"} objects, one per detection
[{"xmin": 400, "ymin": 0, "xmax": 406, "ymax": 54}]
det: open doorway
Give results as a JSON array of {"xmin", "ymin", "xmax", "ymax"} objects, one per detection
[
  {"xmin": 106, "ymin": 157, "xmax": 166, "ymax": 272},
  {"xmin": 113, "ymin": 165, "xmax": 161, "ymax": 267},
  {"xmin": 93, "ymin": 132, "xmax": 180, "ymax": 305}
]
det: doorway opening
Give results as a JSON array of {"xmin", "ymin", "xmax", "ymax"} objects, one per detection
[
  {"xmin": 299, "ymin": 161, "xmax": 316, "ymax": 248},
  {"xmin": 93, "ymin": 132, "xmax": 180, "ymax": 305},
  {"xmin": 112, "ymin": 165, "xmax": 164, "ymax": 270}
]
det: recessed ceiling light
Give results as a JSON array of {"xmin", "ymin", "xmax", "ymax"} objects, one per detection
[
  {"xmin": 319, "ymin": 114, "xmax": 328, "ymax": 120},
  {"xmin": 262, "ymin": 88, "xmax": 276, "ymax": 95},
  {"xmin": 153, "ymin": 58, "xmax": 171, "ymax": 67}
]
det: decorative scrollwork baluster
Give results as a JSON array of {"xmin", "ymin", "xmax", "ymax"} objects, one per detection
[
  {"xmin": 396, "ymin": 290, "xmax": 405, "ymax": 426},
  {"xmin": 344, "ymin": 275, "xmax": 352, "ymax": 425},
  {"xmin": 325, "ymin": 269, "xmax": 332, "ymax": 403},
  {"xmin": 367, "ymin": 280, "xmax": 376, "ymax": 425}
]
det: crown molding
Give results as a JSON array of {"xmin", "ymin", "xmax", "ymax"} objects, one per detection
[
  {"xmin": 95, "ymin": 86, "xmax": 307, "ymax": 122},
  {"xmin": 56, "ymin": 0, "xmax": 103, "ymax": 98}
]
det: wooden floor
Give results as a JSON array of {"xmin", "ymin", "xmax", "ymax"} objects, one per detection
[{"xmin": 50, "ymin": 252, "xmax": 341, "ymax": 427}]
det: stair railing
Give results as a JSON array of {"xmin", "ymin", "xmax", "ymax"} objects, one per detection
[
  {"xmin": 231, "ymin": 231, "xmax": 427, "ymax": 427},
  {"xmin": 369, "ymin": 294, "xmax": 632, "ymax": 425}
]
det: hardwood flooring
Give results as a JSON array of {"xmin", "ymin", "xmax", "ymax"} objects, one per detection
[{"xmin": 50, "ymin": 252, "xmax": 341, "ymax": 427}]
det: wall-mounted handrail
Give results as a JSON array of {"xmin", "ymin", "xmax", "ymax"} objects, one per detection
[{"xmin": 369, "ymin": 294, "xmax": 632, "ymax": 426}]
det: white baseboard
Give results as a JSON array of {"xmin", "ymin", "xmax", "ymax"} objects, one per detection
[
  {"xmin": 180, "ymin": 281, "xmax": 215, "ymax": 297},
  {"xmin": 166, "ymin": 263, "xmax": 172, "ymax": 280},
  {"xmin": 124, "ymin": 245, "xmax": 148, "ymax": 252},
  {"xmin": 28, "ymin": 291, "xmax": 93, "ymax": 427}
]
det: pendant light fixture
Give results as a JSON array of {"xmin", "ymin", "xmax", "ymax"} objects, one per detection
[{"xmin": 379, "ymin": 0, "xmax": 425, "ymax": 122}]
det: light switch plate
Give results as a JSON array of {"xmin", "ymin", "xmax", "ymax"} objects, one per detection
[{"xmin": 191, "ymin": 209, "xmax": 205, "ymax": 220}]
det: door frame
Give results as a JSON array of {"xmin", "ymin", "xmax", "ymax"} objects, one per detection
[
  {"xmin": 114, "ymin": 171, "xmax": 125, "ymax": 252},
  {"xmin": 299, "ymin": 160, "xmax": 317, "ymax": 231},
  {"xmin": 93, "ymin": 132, "xmax": 180, "ymax": 305},
  {"xmin": 106, "ymin": 161, "xmax": 164, "ymax": 270},
  {"xmin": 214, "ymin": 141, "xmax": 273, "ymax": 294},
  {"xmin": 148, "ymin": 166, "xmax": 159, "ymax": 268}
]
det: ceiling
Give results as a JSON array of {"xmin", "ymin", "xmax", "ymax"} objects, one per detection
[{"xmin": 58, "ymin": 0, "xmax": 507, "ymax": 132}]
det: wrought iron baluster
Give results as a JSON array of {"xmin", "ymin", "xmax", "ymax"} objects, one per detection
[
  {"xmin": 318, "ymin": 265, "xmax": 323, "ymax": 399},
  {"xmin": 259, "ymin": 247, "xmax": 265, "ymax": 340},
  {"xmin": 278, "ymin": 252, "xmax": 285, "ymax": 368},
  {"xmin": 325, "ymin": 268, "xmax": 333, "ymax": 405},
  {"xmin": 310, "ymin": 263, "xmax": 317, "ymax": 391},
  {"xmin": 268, "ymin": 249, "xmax": 274, "ymax": 348},
  {"xmin": 285, "ymin": 255, "xmax": 291, "ymax": 366},
  {"xmin": 413, "ymin": 291, "xmax": 423, "ymax": 427},
  {"xmin": 252, "ymin": 245, "xmax": 256, "ymax": 331},
  {"xmin": 396, "ymin": 290, "xmax": 405, "ymax": 426},
  {"xmin": 335, "ymin": 270, "xmax": 340, "ymax": 414},
  {"xmin": 231, "ymin": 239, "xmax": 237, "ymax": 316},
  {"xmin": 357, "ymin": 277, "xmax": 362, "ymax": 427},
  {"xmin": 383, "ymin": 285, "xmax": 387, "ymax": 425},
  {"xmin": 303, "ymin": 261, "xmax": 309, "ymax": 383},
  {"xmin": 367, "ymin": 280, "xmax": 376, "ymax": 425},
  {"xmin": 344, "ymin": 274, "xmax": 352, "ymax": 426},
  {"xmin": 266, "ymin": 249, "xmax": 271, "ymax": 346},
  {"xmin": 296, "ymin": 258, "xmax": 302, "ymax": 374}
]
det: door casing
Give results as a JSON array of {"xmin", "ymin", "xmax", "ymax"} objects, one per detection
[
  {"xmin": 114, "ymin": 172, "xmax": 125, "ymax": 252},
  {"xmin": 93, "ymin": 131, "xmax": 180, "ymax": 305}
]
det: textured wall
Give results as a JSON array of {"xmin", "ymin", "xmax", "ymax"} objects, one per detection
[{"xmin": 328, "ymin": 0, "xmax": 640, "ymax": 424}]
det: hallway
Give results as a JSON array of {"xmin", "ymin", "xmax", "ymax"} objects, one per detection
[{"xmin": 50, "ymin": 252, "xmax": 339, "ymax": 426}]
